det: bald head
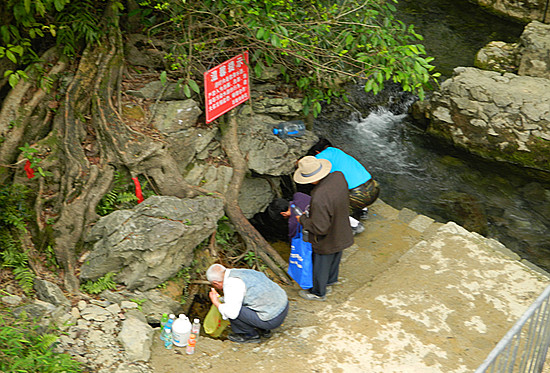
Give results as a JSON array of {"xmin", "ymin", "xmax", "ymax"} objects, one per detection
[{"xmin": 206, "ymin": 263, "xmax": 226, "ymax": 283}]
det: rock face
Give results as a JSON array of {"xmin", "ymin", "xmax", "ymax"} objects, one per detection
[
  {"xmin": 415, "ymin": 21, "xmax": 550, "ymax": 176},
  {"xmin": 80, "ymin": 195, "xmax": 224, "ymax": 291},
  {"xmin": 419, "ymin": 67, "xmax": 550, "ymax": 172},
  {"xmin": 469, "ymin": 0, "xmax": 550, "ymax": 23},
  {"xmin": 518, "ymin": 21, "xmax": 550, "ymax": 79}
]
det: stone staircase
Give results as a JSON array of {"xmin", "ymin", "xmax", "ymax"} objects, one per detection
[{"xmin": 149, "ymin": 199, "xmax": 550, "ymax": 373}]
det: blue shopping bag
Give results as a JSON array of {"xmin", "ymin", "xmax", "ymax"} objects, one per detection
[{"xmin": 287, "ymin": 224, "xmax": 313, "ymax": 289}]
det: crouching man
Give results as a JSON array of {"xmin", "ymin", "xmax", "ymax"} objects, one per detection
[{"xmin": 206, "ymin": 263, "xmax": 289, "ymax": 343}]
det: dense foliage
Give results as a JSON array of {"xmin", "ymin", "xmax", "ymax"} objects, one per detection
[
  {"xmin": 137, "ymin": 0, "xmax": 439, "ymax": 116},
  {"xmin": 0, "ymin": 310, "xmax": 82, "ymax": 372},
  {"xmin": 0, "ymin": 0, "xmax": 105, "ymax": 88},
  {"xmin": 0, "ymin": 184, "xmax": 36, "ymax": 294},
  {"xmin": 1, "ymin": 0, "xmax": 437, "ymax": 114}
]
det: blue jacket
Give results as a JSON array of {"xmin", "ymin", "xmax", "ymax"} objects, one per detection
[{"xmin": 315, "ymin": 147, "xmax": 371, "ymax": 189}]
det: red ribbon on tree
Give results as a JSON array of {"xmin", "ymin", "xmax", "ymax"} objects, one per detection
[
  {"xmin": 24, "ymin": 160, "xmax": 35, "ymax": 179},
  {"xmin": 131, "ymin": 176, "xmax": 144, "ymax": 203}
]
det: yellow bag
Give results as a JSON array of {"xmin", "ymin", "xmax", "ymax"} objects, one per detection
[{"xmin": 203, "ymin": 304, "xmax": 230, "ymax": 337}]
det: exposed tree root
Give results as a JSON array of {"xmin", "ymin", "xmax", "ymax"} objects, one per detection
[{"xmin": 221, "ymin": 111, "xmax": 290, "ymax": 284}]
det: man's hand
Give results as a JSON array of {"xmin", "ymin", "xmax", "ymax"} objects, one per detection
[{"xmin": 209, "ymin": 287, "xmax": 221, "ymax": 307}]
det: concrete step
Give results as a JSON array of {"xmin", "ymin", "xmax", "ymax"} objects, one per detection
[{"xmin": 150, "ymin": 199, "xmax": 550, "ymax": 373}]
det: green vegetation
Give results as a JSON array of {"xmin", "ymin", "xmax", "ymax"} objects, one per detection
[
  {"xmin": 1, "ymin": 0, "xmax": 105, "ymax": 87},
  {"xmin": 0, "ymin": 184, "xmax": 35, "ymax": 294},
  {"xmin": 80, "ymin": 272, "xmax": 117, "ymax": 294},
  {"xmin": 0, "ymin": 310, "xmax": 82, "ymax": 372},
  {"xmin": 96, "ymin": 172, "xmax": 155, "ymax": 216},
  {"xmin": 137, "ymin": 0, "xmax": 438, "ymax": 116}
]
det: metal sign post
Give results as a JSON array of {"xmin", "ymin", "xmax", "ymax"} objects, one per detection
[{"xmin": 204, "ymin": 51, "xmax": 250, "ymax": 123}]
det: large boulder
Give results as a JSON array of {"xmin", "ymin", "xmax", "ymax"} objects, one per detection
[
  {"xmin": 468, "ymin": 0, "xmax": 549, "ymax": 23},
  {"xmin": 237, "ymin": 113, "xmax": 318, "ymax": 176},
  {"xmin": 80, "ymin": 195, "xmax": 224, "ymax": 291},
  {"xmin": 414, "ymin": 67, "xmax": 550, "ymax": 173}
]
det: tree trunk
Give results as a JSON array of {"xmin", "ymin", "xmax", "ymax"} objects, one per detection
[
  {"xmin": 221, "ymin": 111, "xmax": 290, "ymax": 284},
  {"xmin": 0, "ymin": 1, "xmax": 292, "ymax": 293}
]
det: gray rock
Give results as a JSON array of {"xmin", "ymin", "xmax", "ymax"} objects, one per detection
[
  {"xmin": 475, "ymin": 41, "xmax": 519, "ymax": 74},
  {"xmin": 151, "ymin": 100, "xmax": 202, "ymax": 134},
  {"xmin": 518, "ymin": 21, "xmax": 550, "ymax": 79},
  {"xmin": 81, "ymin": 195, "xmax": 224, "ymax": 291},
  {"xmin": 1, "ymin": 294, "xmax": 23, "ymax": 307},
  {"xmin": 126, "ymin": 290, "xmax": 182, "ymax": 324},
  {"xmin": 13, "ymin": 301, "xmax": 53, "ymax": 319},
  {"xmin": 80, "ymin": 304, "xmax": 112, "ymax": 322},
  {"xmin": 34, "ymin": 278, "xmax": 70, "ymax": 306},
  {"xmin": 118, "ymin": 314, "xmax": 154, "ymax": 362},
  {"xmin": 416, "ymin": 67, "xmax": 550, "ymax": 172},
  {"xmin": 237, "ymin": 113, "xmax": 318, "ymax": 176},
  {"xmin": 468, "ymin": 0, "xmax": 548, "ymax": 23}
]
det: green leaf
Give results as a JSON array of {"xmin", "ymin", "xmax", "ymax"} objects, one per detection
[
  {"xmin": 8, "ymin": 74, "xmax": 19, "ymax": 88},
  {"xmin": 6, "ymin": 50, "xmax": 16, "ymax": 63},
  {"xmin": 254, "ymin": 63, "xmax": 263, "ymax": 78},
  {"xmin": 270, "ymin": 34, "xmax": 281, "ymax": 48},
  {"xmin": 183, "ymin": 84, "xmax": 191, "ymax": 97},
  {"xmin": 160, "ymin": 71, "xmax": 167, "ymax": 85},
  {"xmin": 188, "ymin": 79, "xmax": 200, "ymax": 94},
  {"xmin": 256, "ymin": 27, "xmax": 264, "ymax": 39}
]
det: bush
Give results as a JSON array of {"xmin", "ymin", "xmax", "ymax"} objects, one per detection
[{"xmin": 0, "ymin": 309, "xmax": 82, "ymax": 372}]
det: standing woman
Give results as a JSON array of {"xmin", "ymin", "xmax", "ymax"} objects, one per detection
[{"xmin": 293, "ymin": 156, "xmax": 354, "ymax": 301}]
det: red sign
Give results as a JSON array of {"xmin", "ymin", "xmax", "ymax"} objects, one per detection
[{"xmin": 204, "ymin": 52, "xmax": 250, "ymax": 123}]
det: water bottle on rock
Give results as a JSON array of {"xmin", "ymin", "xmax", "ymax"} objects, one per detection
[
  {"xmin": 272, "ymin": 120, "xmax": 305, "ymax": 139},
  {"xmin": 186, "ymin": 334, "xmax": 196, "ymax": 355},
  {"xmin": 160, "ymin": 313, "xmax": 168, "ymax": 328},
  {"xmin": 191, "ymin": 318, "xmax": 200, "ymax": 337},
  {"xmin": 160, "ymin": 314, "xmax": 176, "ymax": 341},
  {"xmin": 163, "ymin": 327, "xmax": 173, "ymax": 349}
]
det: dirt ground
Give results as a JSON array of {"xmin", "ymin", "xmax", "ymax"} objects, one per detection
[{"xmin": 149, "ymin": 200, "xmax": 550, "ymax": 373}]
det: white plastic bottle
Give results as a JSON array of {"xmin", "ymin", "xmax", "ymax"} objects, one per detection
[{"xmin": 172, "ymin": 314, "xmax": 191, "ymax": 347}]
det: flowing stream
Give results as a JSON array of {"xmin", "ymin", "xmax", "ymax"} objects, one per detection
[{"xmin": 313, "ymin": 0, "xmax": 550, "ymax": 270}]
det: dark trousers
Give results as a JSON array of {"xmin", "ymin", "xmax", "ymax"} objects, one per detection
[
  {"xmin": 310, "ymin": 251, "xmax": 343, "ymax": 297},
  {"xmin": 229, "ymin": 302, "xmax": 289, "ymax": 336}
]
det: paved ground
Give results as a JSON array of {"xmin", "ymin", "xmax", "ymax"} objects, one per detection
[{"xmin": 149, "ymin": 199, "xmax": 550, "ymax": 373}]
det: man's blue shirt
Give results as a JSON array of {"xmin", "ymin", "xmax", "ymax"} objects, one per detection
[{"xmin": 315, "ymin": 147, "xmax": 371, "ymax": 189}]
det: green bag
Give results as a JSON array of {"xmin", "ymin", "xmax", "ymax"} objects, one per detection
[{"xmin": 203, "ymin": 304, "xmax": 230, "ymax": 337}]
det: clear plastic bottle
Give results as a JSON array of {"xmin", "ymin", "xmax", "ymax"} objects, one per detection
[
  {"xmin": 291, "ymin": 203, "xmax": 309, "ymax": 241},
  {"xmin": 186, "ymin": 334, "xmax": 196, "ymax": 355},
  {"xmin": 290, "ymin": 203, "xmax": 303, "ymax": 216},
  {"xmin": 191, "ymin": 318, "xmax": 200, "ymax": 337},
  {"xmin": 272, "ymin": 120, "xmax": 305, "ymax": 139},
  {"xmin": 163, "ymin": 327, "xmax": 173, "ymax": 349},
  {"xmin": 160, "ymin": 314, "xmax": 175, "ymax": 341},
  {"xmin": 160, "ymin": 313, "xmax": 168, "ymax": 329}
]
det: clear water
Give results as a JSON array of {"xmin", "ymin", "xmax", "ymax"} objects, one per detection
[
  {"xmin": 315, "ymin": 108, "xmax": 550, "ymax": 271},
  {"xmin": 313, "ymin": 0, "xmax": 550, "ymax": 270}
]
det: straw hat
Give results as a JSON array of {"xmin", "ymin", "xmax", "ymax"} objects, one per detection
[{"xmin": 293, "ymin": 156, "xmax": 332, "ymax": 184}]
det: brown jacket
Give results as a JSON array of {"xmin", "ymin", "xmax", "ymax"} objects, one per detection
[{"xmin": 299, "ymin": 171, "xmax": 354, "ymax": 254}]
